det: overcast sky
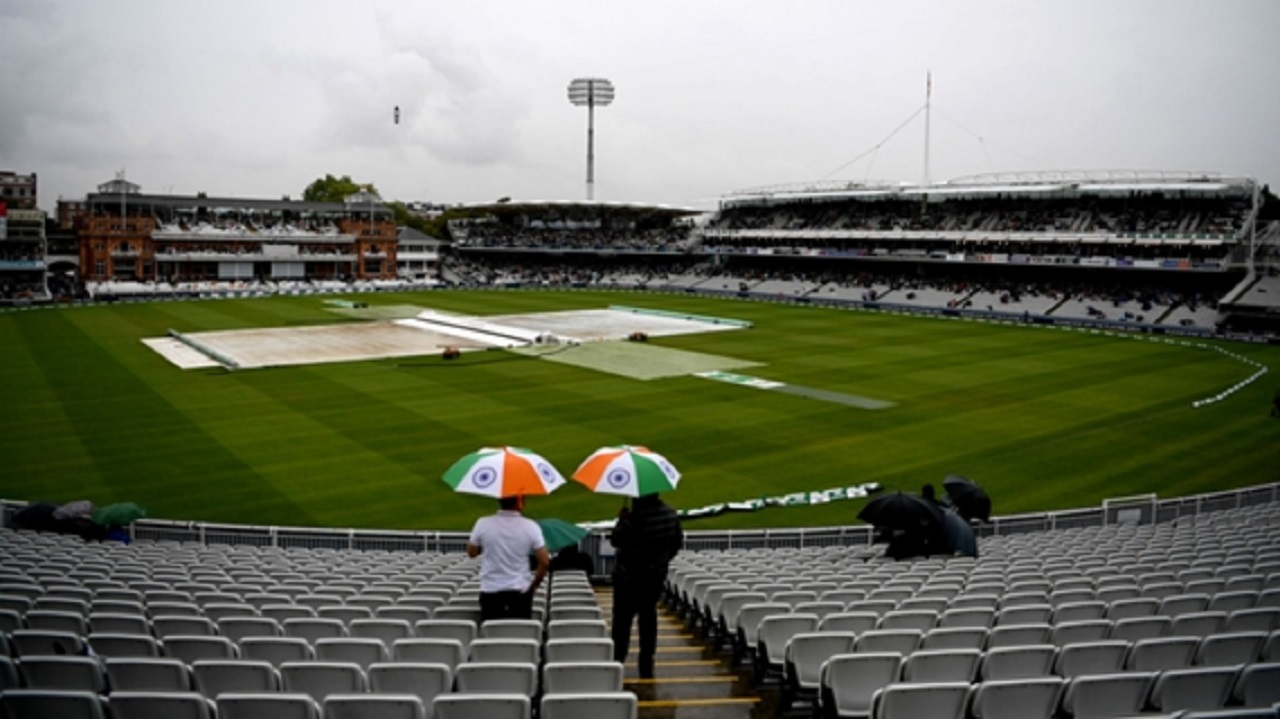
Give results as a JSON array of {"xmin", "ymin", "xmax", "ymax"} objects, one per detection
[{"xmin": 4, "ymin": 0, "xmax": 1279, "ymax": 212}]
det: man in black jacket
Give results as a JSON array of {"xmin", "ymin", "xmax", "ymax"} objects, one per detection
[{"xmin": 610, "ymin": 492, "xmax": 683, "ymax": 679}]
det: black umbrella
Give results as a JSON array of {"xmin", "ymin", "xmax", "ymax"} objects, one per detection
[
  {"xmin": 857, "ymin": 491, "xmax": 944, "ymax": 531},
  {"xmin": 943, "ymin": 474, "xmax": 991, "ymax": 523}
]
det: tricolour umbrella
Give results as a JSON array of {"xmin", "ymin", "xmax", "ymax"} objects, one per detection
[
  {"xmin": 535, "ymin": 518, "xmax": 589, "ymax": 553},
  {"xmin": 442, "ymin": 446, "xmax": 566, "ymax": 498},
  {"xmin": 571, "ymin": 445, "xmax": 681, "ymax": 497},
  {"xmin": 943, "ymin": 474, "xmax": 992, "ymax": 523},
  {"xmin": 856, "ymin": 491, "xmax": 943, "ymax": 531}
]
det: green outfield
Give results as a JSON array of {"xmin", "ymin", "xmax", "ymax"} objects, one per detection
[{"xmin": 2, "ymin": 289, "xmax": 1276, "ymax": 532}]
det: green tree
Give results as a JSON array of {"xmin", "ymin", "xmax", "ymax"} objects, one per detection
[{"xmin": 302, "ymin": 174, "xmax": 379, "ymax": 203}]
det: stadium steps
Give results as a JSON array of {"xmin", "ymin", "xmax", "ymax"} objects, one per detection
[
  {"xmin": 598, "ymin": 587, "xmax": 779, "ymax": 719},
  {"xmin": 1044, "ymin": 294, "xmax": 1072, "ymax": 316}
]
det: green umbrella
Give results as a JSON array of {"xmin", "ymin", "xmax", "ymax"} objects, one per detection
[
  {"xmin": 536, "ymin": 518, "xmax": 589, "ymax": 552},
  {"xmin": 92, "ymin": 502, "xmax": 147, "ymax": 527}
]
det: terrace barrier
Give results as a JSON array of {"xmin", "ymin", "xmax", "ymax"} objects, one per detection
[{"xmin": 3, "ymin": 481, "xmax": 1277, "ymax": 577}]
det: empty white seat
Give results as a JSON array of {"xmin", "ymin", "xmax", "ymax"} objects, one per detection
[
  {"xmin": 541, "ymin": 662, "xmax": 624, "ymax": 694},
  {"xmin": 153, "ymin": 616, "xmax": 218, "ymax": 639},
  {"xmin": 1148, "ymin": 665, "xmax": 1239, "ymax": 713},
  {"xmin": 869, "ymin": 681, "xmax": 969, "ymax": 719},
  {"xmin": 88, "ymin": 633, "xmax": 163, "ymax": 659},
  {"xmin": 546, "ymin": 620, "xmax": 608, "ymax": 641},
  {"xmin": 1195, "ymin": 631, "xmax": 1266, "ymax": 666},
  {"xmin": 392, "ymin": 638, "xmax": 465, "ymax": 671},
  {"xmin": 468, "ymin": 638, "xmax": 540, "ymax": 665},
  {"xmin": 878, "ymin": 610, "xmax": 938, "ymax": 633},
  {"xmin": 479, "ymin": 619, "xmax": 542, "ymax": 643},
  {"xmin": 1061, "ymin": 671, "xmax": 1156, "ymax": 719},
  {"xmin": 109, "ymin": 691, "xmax": 217, "ymax": 719},
  {"xmin": 819, "ymin": 652, "xmax": 903, "ymax": 719},
  {"xmin": 192, "ymin": 659, "xmax": 280, "ymax": 699},
  {"xmin": 1050, "ymin": 620, "xmax": 1112, "ymax": 647},
  {"xmin": 921, "ymin": 627, "xmax": 987, "ymax": 651},
  {"xmin": 239, "ymin": 636, "xmax": 316, "ymax": 667},
  {"xmin": 162, "ymin": 636, "xmax": 239, "ymax": 664},
  {"xmin": 819, "ymin": 612, "xmax": 881, "ymax": 635},
  {"xmin": 315, "ymin": 637, "xmax": 389, "ymax": 670},
  {"xmin": 9, "ymin": 629, "xmax": 86, "ymax": 657},
  {"xmin": 284, "ymin": 618, "xmax": 348, "ymax": 645},
  {"xmin": 415, "ymin": 619, "xmax": 478, "ymax": 651},
  {"xmin": 1054, "ymin": 640, "xmax": 1131, "ymax": 678},
  {"xmin": 855, "ymin": 630, "xmax": 922, "ymax": 655},
  {"xmin": 544, "ymin": 638, "xmax": 613, "ymax": 664},
  {"xmin": 0, "ymin": 688, "xmax": 109, "ymax": 719},
  {"xmin": 280, "ymin": 661, "xmax": 367, "ymax": 703},
  {"xmin": 1107, "ymin": 598, "xmax": 1159, "ymax": 621},
  {"xmin": 1232, "ymin": 661, "xmax": 1280, "ymax": 707},
  {"xmin": 367, "ymin": 662, "xmax": 452, "ymax": 713},
  {"xmin": 16, "ymin": 656, "xmax": 106, "ymax": 692},
  {"xmin": 969, "ymin": 677, "xmax": 1065, "ymax": 719},
  {"xmin": 433, "ymin": 693, "xmax": 530, "ymax": 719},
  {"xmin": 321, "ymin": 693, "xmax": 426, "ymax": 719},
  {"xmin": 1110, "ymin": 616, "xmax": 1171, "ymax": 643},
  {"xmin": 217, "ymin": 692, "xmax": 321, "ymax": 719},
  {"xmin": 104, "ymin": 658, "xmax": 192, "ymax": 692},
  {"xmin": 1052, "ymin": 602, "xmax": 1107, "ymax": 625},
  {"xmin": 1127, "ymin": 636, "xmax": 1199, "ymax": 671},
  {"xmin": 782, "ymin": 632, "xmax": 856, "ymax": 706},
  {"xmin": 980, "ymin": 645, "xmax": 1056, "ymax": 681},
  {"xmin": 900, "ymin": 649, "xmax": 980, "ymax": 683},
  {"xmin": 455, "ymin": 662, "xmax": 538, "ymax": 697},
  {"xmin": 985, "ymin": 624, "xmax": 1051, "ymax": 649},
  {"xmin": 350, "ymin": 619, "xmax": 414, "ymax": 652},
  {"xmin": 540, "ymin": 692, "xmax": 635, "ymax": 719}
]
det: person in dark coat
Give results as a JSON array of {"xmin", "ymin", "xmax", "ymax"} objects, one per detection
[{"xmin": 610, "ymin": 493, "xmax": 683, "ymax": 679}]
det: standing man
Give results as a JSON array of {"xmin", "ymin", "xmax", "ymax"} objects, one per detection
[
  {"xmin": 610, "ymin": 492, "xmax": 683, "ymax": 679},
  {"xmin": 467, "ymin": 495, "xmax": 550, "ymax": 623}
]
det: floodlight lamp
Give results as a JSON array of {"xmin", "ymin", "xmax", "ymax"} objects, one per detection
[{"xmin": 567, "ymin": 78, "xmax": 615, "ymax": 107}]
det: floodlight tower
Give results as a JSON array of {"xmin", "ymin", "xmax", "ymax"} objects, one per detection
[{"xmin": 567, "ymin": 77, "xmax": 615, "ymax": 201}]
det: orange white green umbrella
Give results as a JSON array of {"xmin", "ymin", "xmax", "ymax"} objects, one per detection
[
  {"xmin": 571, "ymin": 445, "xmax": 681, "ymax": 497},
  {"xmin": 442, "ymin": 446, "xmax": 566, "ymax": 498}
]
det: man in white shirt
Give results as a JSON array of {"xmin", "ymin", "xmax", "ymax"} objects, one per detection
[{"xmin": 467, "ymin": 495, "xmax": 549, "ymax": 623}]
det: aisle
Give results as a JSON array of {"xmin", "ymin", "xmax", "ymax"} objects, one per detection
[{"xmin": 598, "ymin": 588, "xmax": 782, "ymax": 719}]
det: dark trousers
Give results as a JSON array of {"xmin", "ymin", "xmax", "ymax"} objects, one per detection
[
  {"xmin": 479, "ymin": 590, "xmax": 533, "ymax": 623},
  {"xmin": 611, "ymin": 575, "xmax": 663, "ymax": 677}
]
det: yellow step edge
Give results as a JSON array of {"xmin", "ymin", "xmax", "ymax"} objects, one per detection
[
  {"xmin": 624, "ymin": 659, "xmax": 721, "ymax": 667},
  {"xmin": 637, "ymin": 698, "xmax": 762, "ymax": 708}
]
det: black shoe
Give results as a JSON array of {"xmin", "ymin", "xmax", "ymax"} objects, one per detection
[{"xmin": 638, "ymin": 658, "xmax": 655, "ymax": 679}]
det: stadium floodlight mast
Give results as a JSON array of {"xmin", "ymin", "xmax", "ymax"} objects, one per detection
[{"xmin": 567, "ymin": 77, "xmax": 615, "ymax": 201}]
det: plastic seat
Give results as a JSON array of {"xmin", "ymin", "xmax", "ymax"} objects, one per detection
[
  {"xmin": 321, "ymin": 694, "xmax": 426, "ymax": 719},
  {"xmin": 541, "ymin": 662, "xmax": 624, "ymax": 694},
  {"xmin": 0, "ymin": 689, "xmax": 109, "ymax": 719},
  {"xmin": 1231, "ymin": 661, "xmax": 1280, "ymax": 707},
  {"xmin": 1127, "ymin": 636, "xmax": 1199, "ymax": 671},
  {"xmin": 8, "ymin": 629, "xmax": 86, "ymax": 657},
  {"xmin": 192, "ymin": 659, "xmax": 281, "ymax": 699},
  {"xmin": 1106, "ymin": 598, "xmax": 1159, "ymax": 621},
  {"xmin": 239, "ymin": 636, "xmax": 316, "ymax": 667},
  {"xmin": 878, "ymin": 610, "xmax": 937, "ymax": 632},
  {"xmin": 468, "ymin": 638, "xmax": 540, "ymax": 665},
  {"xmin": 109, "ymin": 691, "xmax": 218, "ymax": 719},
  {"xmin": 733, "ymin": 602, "xmax": 789, "ymax": 665},
  {"xmin": 162, "ymin": 635, "xmax": 239, "ymax": 664},
  {"xmin": 392, "ymin": 638, "xmax": 465, "ymax": 672},
  {"xmin": 17, "ymin": 656, "xmax": 107, "ymax": 692},
  {"xmin": 455, "ymin": 662, "xmax": 538, "ymax": 697},
  {"xmin": 350, "ymin": 618, "xmax": 414, "ymax": 652},
  {"xmin": 415, "ymin": 619, "xmax": 478, "ymax": 651},
  {"xmin": 782, "ymin": 632, "xmax": 855, "ymax": 706},
  {"xmin": 479, "ymin": 619, "xmax": 542, "ymax": 643},
  {"xmin": 1195, "ymin": 631, "xmax": 1266, "ymax": 666},
  {"xmin": 900, "ymin": 649, "xmax": 980, "ymax": 683},
  {"xmin": 89, "ymin": 632, "xmax": 163, "ymax": 658},
  {"xmin": 1159, "ymin": 593, "xmax": 1210, "ymax": 618},
  {"xmin": 969, "ymin": 677, "xmax": 1065, "ymax": 719},
  {"xmin": 280, "ymin": 661, "xmax": 368, "ymax": 703},
  {"xmin": 544, "ymin": 638, "xmax": 613, "ymax": 664},
  {"xmin": 1225, "ymin": 608, "xmax": 1280, "ymax": 633},
  {"xmin": 104, "ymin": 658, "xmax": 193, "ymax": 692},
  {"xmin": 539, "ymin": 692, "xmax": 635, "ymax": 719},
  {"xmin": 819, "ymin": 652, "xmax": 903, "ymax": 719},
  {"xmin": 153, "ymin": 616, "xmax": 218, "ymax": 639},
  {"xmin": 979, "ymin": 644, "xmax": 1056, "ymax": 680},
  {"xmin": 219, "ymin": 617, "xmax": 284, "ymax": 643},
  {"xmin": 88, "ymin": 612, "xmax": 151, "ymax": 635},
  {"xmin": 1053, "ymin": 640, "xmax": 1130, "ymax": 678},
  {"xmin": 433, "ymin": 693, "xmax": 531, "ymax": 719},
  {"xmin": 869, "ymin": 681, "xmax": 969, "ymax": 719},
  {"xmin": 284, "ymin": 618, "xmax": 349, "ymax": 645},
  {"xmin": 367, "ymin": 662, "xmax": 453, "ymax": 713},
  {"xmin": 1061, "ymin": 671, "xmax": 1157, "ymax": 719},
  {"xmin": 545, "ymin": 620, "xmax": 608, "ymax": 641},
  {"xmin": 1050, "ymin": 620, "xmax": 1112, "ymax": 647},
  {"xmin": 1052, "ymin": 601, "xmax": 1107, "ymax": 625},
  {"xmin": 315, "ymin": 637, "xmax": 389, "ymax": 670},
  {"xmin": 204, "ymin": 603, "xmax": 259, "ymax": 623},
  {"xmin": 1110, "ymin": 616, "xmax": 1171, "ymax": 643},
  {"xmin": 1148, "ymin": 665, "xmax": 1239, "ymax": 713},
  {"xmin": 819, "ymin": 612, "xmax": 880, "ymax": 635},
  {"xmin": 854, "ymin": 629, "xmax": 922, "ymax": 655},
  {"xmin": 217, "ymin": 692, "xmax": 322, "ymax": 719},
  {"xmin": 985, "ymin": 624, "xmax": 1051, "ymax": 649}
]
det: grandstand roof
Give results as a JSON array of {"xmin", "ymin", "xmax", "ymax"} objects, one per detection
[
  {"xmin": 456, "ymin": 199, "xmax": 701, "ymax": 217},
  {"xmin": 84, "ymin": 192, "xmax": 394, "ymax": 218},
  {"xmin": 725, "ymin": 170, "xmax": 1256, "ymax": 206}
]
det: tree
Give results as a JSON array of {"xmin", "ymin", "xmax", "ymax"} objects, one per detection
[{"xmin": 302, "ymin": 174, "xmax": 379, "ymax": 203}]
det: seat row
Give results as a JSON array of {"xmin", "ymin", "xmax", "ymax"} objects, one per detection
[{"xmin": 0, "ymin": 688, "xmax": 636, "ymax": 719}]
